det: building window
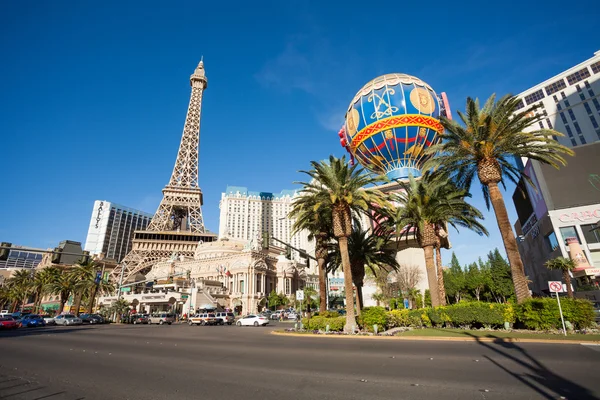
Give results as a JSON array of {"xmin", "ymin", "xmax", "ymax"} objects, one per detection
[
  {"xmin": 553, "ymin": 95, "xmax": 559, "ymax": 103},
  {"xmin": 559, "ymin": 226, "xmax": 580, "ymax": 244},
  {"xmin": 546, "ymin": 118, "xmax": 553, "ymax": 129},
  {"xmin": 545, "ymin": 79, "xmax": 567, "ymax": 95},
  {"xmin": 571, "ymin": 138, "xmax": 577, "ymax": 146},
  {"xmin": 545, "ymin": 232, "xmax": 559, "ymax": 252},
  {"xmin": 560, "ymin": 113, "xmax": 568, "ymax": 124},
  {"xmin": 581, "ymin": 224, "xmax": 600, "ymax": 244},
  {"xmin": 576, "ymin": 84, "xmax": 582, "ymax": 93},
  {"xmin": 593, "ymin": 98, "xmax": 600, "ymax": 112},
  {"xmin": 591, "ymin": 61, "xmax": 600, "ymax": 74},
  {"xmin": 579, "ymin": 92, "xmax": 586, "ymax": 101},
  {"xmin": 591, "ymin": 116, "xmax": 599, "ymax": 129},
  {"xmin": 524, "ymin": 89, "xmax": 545, "ymax": 105},
  {"xmin": 515, "ymin": 99, "xmax": 525, "ymax": 110},
  {"xmin": 573, "ymin": 121, "xmax": 582, "ymax": 135},
  {"xmin": 565, "ymin": 125, "xmax": 574, "ymax": 137},
  {"xmin": 568, "ymin": 109, "xmax": 576, "ymax": 121},
  {"xmin": 585, "ymin": 103, "xmax": 593, "ymax": 114},
  {"xmin": 566, "ymin": 67, "xmax": 591, "ymax": 85},
  {"xmin": 285, "ymin": 278, "xmax": 291, "ymax": 295},
  {"xmin": 538, "ymin": 121, "xmax": 544, "ymax": 129},
  {"xmin": 580, "ymin": 135, "xmax": 587, "ymax": 145}
]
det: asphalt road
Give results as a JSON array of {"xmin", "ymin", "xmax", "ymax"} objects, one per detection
[{"xmin": 1, "ymin": 322, "xmax": 599, "ymax": 400}]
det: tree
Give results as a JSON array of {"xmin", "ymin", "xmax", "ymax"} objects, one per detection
[
  {"xmin": 289, "ymin": 189, "xmax": 334, "ymax": 313},
  {"xmin": 465, "ymin": 262, "xmax": 488, "ymax": 301},
  {"xmin": 328, "ymin": 226, "xmax": 399, "ymax": 315},
  {"xmin": 424, "ymin": 95, "xmax": 574, "ymax": 303},
  {"xmin": 296, "ymin": 155, "xmax": 389, "ymax": 333},
  {"xmin": 444, "ymin": 253, "xmax": 466, "ymax": 303},
  {"xmin": 268, "ymin": 290, "xmax": 284, "ymax": 309},
  {"xmin": 544, "ymin": 257, "xmax": 576, "ymax": 298},
  {"xmin": 31, "ymin": 267, "xmax": 61, "ymax": 313},
  {"xmin": 68, "ymin": 260, "xmax": 101, "ymax": 316},
  {"xmin": 48, "ymin": 272, "xmax": 77, "ymax": 315},
  {"xmin": 487, "ymin": 249, "xmax": 515, "ymax": 303},
  {"xmin": 6, "ymin": 269, "xmax": 33, "ymax": 312},
  {"xmin": 393, "ymin": 264, "xmax": 422, "ymax": 299},
  {"xmin": 393, "ymin": 173, "xmax": 487, "ymax": 306}
]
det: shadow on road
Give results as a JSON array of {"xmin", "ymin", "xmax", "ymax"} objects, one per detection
[
  {"xmin": 0, "ymin": 326, "xmax": 97, "ymax": 338},
  {"xmin": 462, "ymin": 332, "xmax": 599, "ymax": 400}
]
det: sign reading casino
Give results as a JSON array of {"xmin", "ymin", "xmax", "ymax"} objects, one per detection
[{"xmin": 558, "ymin": 207, "xmax": 600, "ymax": 223}]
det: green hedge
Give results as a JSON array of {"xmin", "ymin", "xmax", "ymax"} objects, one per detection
[
  {"xmin": 301, "ymin": 316, "xmax": 346, "ymax": 331},
  {"xmin": 357, "ymin": 307, "xmax": 388, "ymax": 332},
  {"xmin": 516, "ymin": 298, "xmax": 595, "ymax": 330}
]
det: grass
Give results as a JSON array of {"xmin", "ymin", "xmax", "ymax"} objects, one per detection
[{"xmin": 395, "ymin": 328, "xmax": 600, "ymax": 341}]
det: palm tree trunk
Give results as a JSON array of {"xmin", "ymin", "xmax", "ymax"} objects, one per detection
[
  {"xmin": 318, "ymin": 258, "xmax": 327, "ymax": 312},
  {"xmin": 563, "ymin": 270, "xmax": 573, "ymax": 298},
  {"xmin": 73, "ymin": 292, "xmax": 83, "ymax": 316},
  {"xmin": 435, "ymin": 246, "xmax": 447, "ymax": 306},
  {"xmin": 87, "ymin": 285, "xmax": 99, "ymax": 314},
  {"xmin": 58, "ymin": 299, "xmax": 66, "ymax": 315},
  {"xmin": 487, "ymin": 182, "xmax": 531, "ymax": 303},
  {"xmin": 338, "ymin": 237, "xmax": 356, "ymax": 333},
  {"xmin": 354, "ymin": 283, "xmax": 362, "ymax": 316},
  {"xmin": 423, "ymin": 245, "xmax": 440, "ymax": 307}
]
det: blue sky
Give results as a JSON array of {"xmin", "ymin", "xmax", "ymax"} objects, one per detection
[{"xmin": 1, "ymin": 0, "xmax": 598, "ymax": 267}]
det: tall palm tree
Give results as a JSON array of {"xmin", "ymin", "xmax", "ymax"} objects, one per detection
[
  {"xmin": 87, "ymin": 271, "xmax": 114, "ymax": 314},
  {"xmin": 48, "ymin": 272, "xmax": 77, "ymax": 315},
  {"xmin": 329, "ymin": 226, "xmax": 399, "ymax": 315},
  {"xmin": 6, "ymin": 269, "xmax": 33, "ymax": 311},
  {"xmin": 393, "ymin": 173, "xmax": 488, "ymax": 306},
  {"xmin": 296, "ymin": 155, "xmax": 389, "ymax": 332},
  {"xmin": 289, "ymin": 191, "xmax": 334, "ymax": 312},
  {"xmin": 544, "ymin": 257, "xmax": 576, "ymax": 298},
  {"xmin": 68, "ymin": 260, "xmax": 98, "ymax": 316},
  {"xmin": 31, "ymin": 267, "xmax": 61, "ymax": 313},
  {"xmin": 424, "ymin": 94, "xmax": 573, "ymax": 303}
]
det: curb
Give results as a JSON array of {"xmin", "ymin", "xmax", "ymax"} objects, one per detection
[{"xmin": 270, "ymin": 330, "xmax": 600, "ymax": 344}]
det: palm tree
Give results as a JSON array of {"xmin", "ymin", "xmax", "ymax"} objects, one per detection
[
  {"xmin": 544, "ymin": 257, "xmax": 576, "ymax": 298},
  {"xmin": 68, "ymin": 260, "xmax": 98, "ymax": 316},
  {"xmin": 87, "ymin": 273, "xmax": 114, "ymax": 314},
  {"xmin": 393, "ymin": 173, "xmax": 488, "ymax": 306},
  {"xmin": 6, "ymin": 269, "xmax": 33, "ymax": 311},
  {"xmin": 296, "ymin": 155, "xmax": 389, "ymax": 332},
  {"xmin": 48, "ymin": 272, "xmax": 77, "ymax": 315},
  {"xmin": 424, "ymin": 95, "xmax": 573, "ymax": 303},
  {"xmin": 289, "ymin": 191, "xmax": 334, "ymax": 312},
  {"xmin": 31, "ymin": 267, "xmax": 61, "ymax": 313},
  {"xmin": 329, "ymin": 226, "xmax": 399, "ymax": 315}
]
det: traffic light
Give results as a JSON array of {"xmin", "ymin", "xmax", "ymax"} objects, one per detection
[
  {"xmin": 79, "ymin": 250, "xmax": 90, "ymax": 264},
  {"xmin": 51, "ymin": 247, "xmax": 62, "ymax": 264},
  {"xmin": 285, "ymin": 246, "xmax": 292, "ymax": 260},
  {"xmin": 0, "ymin": 242, "xmax": 11, "ymax": 261},
  {"xmin": 262, "ymin": 232, "xmax": 269, "ymax": 249}
]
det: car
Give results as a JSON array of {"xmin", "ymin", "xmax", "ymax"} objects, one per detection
[
  {"xmin": 18, "ymin": 314, "xmax": 46, "ymax": 328},
  {"xmin": 215, "ymin": 312, "xmax": 235, "ymax": 325},
  {"xmin": 54, "ymin": 314, "xmax": 83, "ymax": 326},
  {"xmin": 236, "ymin": 314, "xmax": 269, "ymax": 327},
  {"xmin": 41, "ymin": 315, "xmax": 56, "ymax": 325},
  {"xmin": 188, "ymin": 313, "xmax": 219, "ymax": 326},
  {"xmin": 80, "ymin": 314, "xmax": 103, "ymax": 324},
  {"xmin": 286, "ymin": 312, "xmax": 299, "ymax": 320},
  {"xmin": 148, "ymin": 313, "xmax": 175, "ymax": 325},
  {"xmin": 271, "ymin": 311, "xmax": 283, "ymax": 320},
  {"xmin": 0, "ymin": 317, "xmax": 18, "ymax": 329},
  {"xmin": 90, "ymin": 314, "xmax": 107, "ymax": 323},
  {"xmin": 132, "ymin": 314, "xmax": 149, "ymax": 324}
]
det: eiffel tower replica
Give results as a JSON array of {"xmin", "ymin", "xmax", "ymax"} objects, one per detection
[{"xmin": 112, "ymin": 60, "xmax": 217, "ymax": 283}]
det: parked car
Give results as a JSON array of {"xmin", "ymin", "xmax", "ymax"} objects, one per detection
[
  {"xmin": 286, "ymin": 312, "xmax": 299, "ymax": 320},
  {"xmin": 18, "ymin": 314, "xmax": 46, "ymax": 328},
  {"xmin": 236, "ymin": 314, "xmax": 269, "ymax": 327},
  {"xmin": 0, "ymin": 317, "xmax": 18, "ymax": 330},
  {"xmin": 54, "ymin": 314, "xmax": 83, "ymax": 326},
  {"xmin": 132, "ymin": 314, "xmax": 149, "ymax": 324},
  {"xmin": 80, "ymin": 314, "xmax": 103, "ymax": 324},
  {"xmin": 189, "ymin": 313, "xmax": 219, "ymax": 326},
  {"xmin": 148, "ymin": 313, "xmax": 175, "ymax": 325},
  {"xmin": 215, "ymin": 312, "xmax": 235, "ymax": 325},
  {"xmin": 271, "ymin": 311, "xmax": 283, "ymax": 320},
  {"xmin": 41, "ymin": 315, "xmax": 56, "ymax": 325},
  {"xmin": 90, "ymin": 314, "xmax": 107, "ymax": 323}
]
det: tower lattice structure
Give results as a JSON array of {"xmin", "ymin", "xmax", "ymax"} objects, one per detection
[{"xmin": 112, "ymin": 60, "xmax": 217, "ymax": 283}]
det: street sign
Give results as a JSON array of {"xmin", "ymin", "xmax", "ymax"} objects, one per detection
[
  {"xmin": 296, "ymin": 290, "xmax": 304, "ymax": 300},
  {"xmin": 548, "ymin": 281, "xmax": 564, "ymax": 293}
]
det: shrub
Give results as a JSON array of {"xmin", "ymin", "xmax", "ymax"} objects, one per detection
[
  {"xmin": 388, "ymin": 309, "xmax": 410, "ymax": 327},
  {"xmin": 358, "ymin": 307, "xmax": 389, "ymax": 332},
  {"xmin": 318, "ymin": 311, "xmax": 340, "ymax": 318},
  {"xmin": 301, "ymin": 316, "xmax": 346, "ymax": 331},
  {"xmin": 516, "ymin": 298, "xmax": 596, "ymax": 330}
]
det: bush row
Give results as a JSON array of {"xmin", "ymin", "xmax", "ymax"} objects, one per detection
[{"xmin": 301, "ymin": 299, "xmax": 596, "ymax": 332}]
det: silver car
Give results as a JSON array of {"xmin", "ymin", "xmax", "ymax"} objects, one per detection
[
  {"xmin": 41, "ymin": 315, "xmax": 56, "ymax": 325},
  {"xmin": 54, "ymin": 314, "xmax": 83, "ymax": 326}
]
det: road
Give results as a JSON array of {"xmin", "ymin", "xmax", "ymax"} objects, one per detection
[{"xmin": 1, "ymin": 322, "xmax": 599, "ymax": 400}]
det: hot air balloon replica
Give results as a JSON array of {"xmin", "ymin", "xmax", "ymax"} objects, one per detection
[{"xmin": 339, "ymin": 73, "xmax": 451, "ymax": 181}]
